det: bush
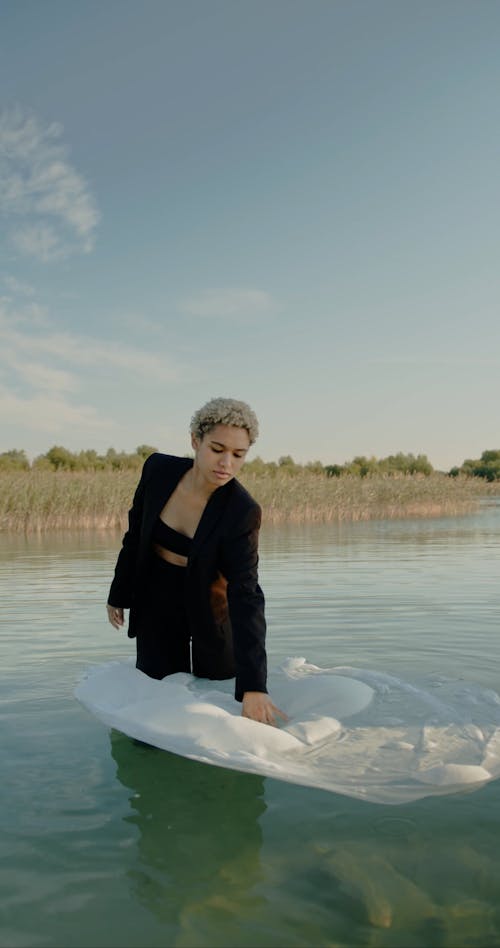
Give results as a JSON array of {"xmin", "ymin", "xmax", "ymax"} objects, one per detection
[
  {"xmin": 0, "ymin": 449, "xmax": 30, "ymax": 471},
  {"xmin": 31, "ymin": 444, "xmax": 159, "ymax": 472},
  {"xmin": 453, "ymin": 450, "xmax": 500, "ymax": 481}
]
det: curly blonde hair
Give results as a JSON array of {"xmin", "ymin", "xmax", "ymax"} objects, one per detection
[{"xmin": 190, "ymin": 397, "xmax": 259, "ymax": 445}]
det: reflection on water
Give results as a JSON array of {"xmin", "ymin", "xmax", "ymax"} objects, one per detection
[
  {"xmin": 260, "ymin": 503, "xmax": 500, "ymax": 688},
  {"xmin": 1, "ymin": 503, "xmax": 500, "ymax": 946},
  {"xmin": 259, "ymin": 777, "xmax": 500, "ymax": 946},
  {"xmin": 110, "ymin": 732, "xmax": 266, "ymax": 946}
]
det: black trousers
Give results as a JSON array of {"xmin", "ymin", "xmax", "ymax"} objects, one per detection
[{"xmin": 135, "ymin": 553, "xmax": 191, "ymax": 679}]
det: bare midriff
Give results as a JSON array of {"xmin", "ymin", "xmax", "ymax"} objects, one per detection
[{"xmin": 153, "ymin": 544, "xmax": 188, "ymax": 568}]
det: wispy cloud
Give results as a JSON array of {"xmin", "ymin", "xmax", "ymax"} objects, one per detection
[
  {"xmin": 0, "ymin": 294, "xmax": 49, "ymax": 327},
  {"xmin": 180, "ymin": 287, "xmax": 279, "ymax": 319},
  {"xmin": 6, "ymin": 357, "xmax": 76, "ymax": 394},
  {"xmin": 3, "ymin": 324, "xmax": 179, "ymax": 380},
  {"xmin": 3, "ymin": 274, "xmax": 35, "ymax": 296},
  {"xmin": 11, "ymin": 223, "xmax": 62, "ymax": 263},
  {"xmin": 367, "ymin": 356, "xmax": 500, "ymax": 367},
  {"xmin": 0, "ymin": 298, "xmax": 179, "ymax": 382},
  {"xmin": 0, "ymin": 385, "xmax": 109, "ymax": 434},
  {"xmin": 0, "ymin": 288, "xmax": 182, "ymax": 442},
  {"xmin": 0, "ymin": 107, "xmax": 100, "ymax": 261}
]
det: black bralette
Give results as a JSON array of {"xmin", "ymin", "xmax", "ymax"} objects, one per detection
[{"xmin": 152, "ymin": 517, "xmax": 192, "ymax": 557}]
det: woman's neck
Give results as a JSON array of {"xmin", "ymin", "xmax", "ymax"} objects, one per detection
[{"xmin": 184, "ymin": 464, "xmax": 219, "ymax": 501}]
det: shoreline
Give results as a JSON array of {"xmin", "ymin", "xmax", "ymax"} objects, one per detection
[{"xmin": 0, "ymin": 470, "xmax": 497, "ymax": 533}]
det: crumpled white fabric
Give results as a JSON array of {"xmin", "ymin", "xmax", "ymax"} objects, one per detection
[{"xmin": 75, "ymin": 657, "xmax": 500, "ymax": 804}]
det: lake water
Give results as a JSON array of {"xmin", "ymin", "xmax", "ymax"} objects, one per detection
[{"xmin": 2, "ymin": 503, "xmax": 500, "ymax": 947}]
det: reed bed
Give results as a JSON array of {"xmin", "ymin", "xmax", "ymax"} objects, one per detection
[
  {"xmin": 242, "ymin": 471, "xmax": 496, "ymax": 524},
  {"xmin": 0, "ymin": 469, "xmax": 496, "ymax": 533},
  {"xmin": 0, "ymin": 470, "xmax": 132, "ymax": 532}
]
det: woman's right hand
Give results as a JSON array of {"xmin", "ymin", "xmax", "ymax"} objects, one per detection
[{"xmin": 107, "ymin": 604, "xmax": 124, "ymax": 629}]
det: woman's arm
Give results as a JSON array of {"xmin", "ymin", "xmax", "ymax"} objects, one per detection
[
  {"xmin": 222, "ymin": 503, "xmax": 288, "ymax": 725},
  {"xmin": 107, "ymin": 454, "xmax": 154, "ymax": 610},
  {"xmin": 222, "ymin": 504, "xmax": 267, "ymax": 698}
]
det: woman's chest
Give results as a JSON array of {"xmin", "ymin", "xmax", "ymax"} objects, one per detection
[{"xmin": 158, "ymin": 491, "xmax": 207, "ymax": 539}]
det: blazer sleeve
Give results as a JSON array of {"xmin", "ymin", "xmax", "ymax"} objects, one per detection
[
  {"xmin": 221, "ymin": 503, "xmax": 267, "ymax": 701},
  {"xmin": 107, "ymin": 454, "xmax": 153, "ymax": 608}
]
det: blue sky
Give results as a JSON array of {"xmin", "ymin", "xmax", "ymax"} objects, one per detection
[{"xmin": 1, "ymin": 0, "xmax": 499, "ymax": 469}]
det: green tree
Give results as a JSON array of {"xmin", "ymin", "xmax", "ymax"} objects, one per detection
[
  {"xmin": 454, "ymin": 450, "xmax": 500, "ymax": 481},
  {"xmin": 0, "ymin": 449, "xmax": 30, "ymax": 471},
  {"xmin": 304, "ymin": 460, "xmax": 324, "ymax": 475},
  {"xmin": 76, "ymin": 449, "xmax": 107, "ymax": 470},
  {"xmin": 324, "ymin": 464, "xmax": 344, "ymax": 477},
  {"xmin": 243, "ymin": 455, "xmax": 269, "ymax": 476},
  {"xmin": 32, "ymin": 455, "xmax": 53, "ymax": 471},
  {"xmin": 136, "ymin": 444, "xmax": 158, "ymax": 461},
  {"xmin": 474, "ymin": 450, "xmax": 500, "ymax": 481},
  {"xmin": 277, "ymin": 455, "xmax": 299, "ymax": 475},
  {"xmin": 42, "ymin": 446, "xmax": 78, "ymax": 470},
  {"xmin": 383, "ymin": 453, "xmax": 433, "ymax": 476},
  {"xmin": 346, "ymin": 456, "xmax": 378, "ymax": 477}
]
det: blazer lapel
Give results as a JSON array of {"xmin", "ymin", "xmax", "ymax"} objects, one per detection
[
  {"xmin": 141, "ymin": 456, "xmax": 193, "ymax": 549},
  {"xmin": 191, "ymin": 480, "xmax": 233, "ymax": 555}
]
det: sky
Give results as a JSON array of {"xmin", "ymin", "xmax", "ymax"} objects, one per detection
[{"xmin": 1, "ymin": 0, "xmax": 499, "ymax": 470}]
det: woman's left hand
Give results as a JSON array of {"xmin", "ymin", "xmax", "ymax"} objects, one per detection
[{"xmin": 242, "ymin": 692, "xmax": 288, "ymax": 726}]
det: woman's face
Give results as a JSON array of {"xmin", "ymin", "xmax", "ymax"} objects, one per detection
[{"xmin": 192, "ymin": 424, "xmax": 250, "ymax": 488}]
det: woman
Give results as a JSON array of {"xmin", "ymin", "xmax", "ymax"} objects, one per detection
[{"xmin": 107, "ymin": 397, "xmax": 285, "ymax": 726}]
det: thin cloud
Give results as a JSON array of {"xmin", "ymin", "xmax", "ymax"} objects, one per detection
[
  {"xmin": 0, "ymin": 288, "xmax": 183, "ymax": 446},
  {"xmin": 7, "ymin": 356, "xmax": 77, "ymax": 394},
  {"xmin": 0, "ymin": 107, "xmax": 100, "ymax": 261},
  {"xmin": 180, "ymin": 287, "xmax": 279, "ymax": 319},
  {"xmin": 3, "ymin": 274, "xmax": 35, "ymax": 296},
  {"xmin": 0, "ymin": 386, "xmax": 110, "ymax": 434},
  {"xmin": 0, "ymin": 301, "xmax": 179, "ymax": 382},
  {"xmin": 367, "ymin": 356, "xmax": 500, "ymax": 367},
  {"xmin": 0, "ymin": 296, "xmax": 49, "ymax": 327},
  {"xmin": 6, "ymin": 327, "xmax": 179, "ymax": 380},
  {"xmin": 12, "ymin": 223, "xmax": 62, "ymax": 262}
]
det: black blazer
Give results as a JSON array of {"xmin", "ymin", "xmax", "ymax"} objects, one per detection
[{"xmin": 108, "ymin": 453, "xmax": 267, "ymax": 701}]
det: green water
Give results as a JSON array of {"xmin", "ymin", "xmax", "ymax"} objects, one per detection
[{"xmin": 2, "ymin": 505, "xmax": 500, "ymax": 947}]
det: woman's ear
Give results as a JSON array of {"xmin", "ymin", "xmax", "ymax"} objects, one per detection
[{"xmin": 191, "ymin": 432, "xmax": 199, "ymax": 452}]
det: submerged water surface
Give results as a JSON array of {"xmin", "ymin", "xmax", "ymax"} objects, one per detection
[{"xmin": 2, "ymin": 503, "xmax": 500, "ymax": 947}]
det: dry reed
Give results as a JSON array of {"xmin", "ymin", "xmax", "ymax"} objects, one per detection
[
  {"xmin": 0, "ymin": 469, "xmax": 496, "ymax": 533},
  {"xmin": 244, "ymin": 471, "xmax": 497, "ymax": 524}
]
